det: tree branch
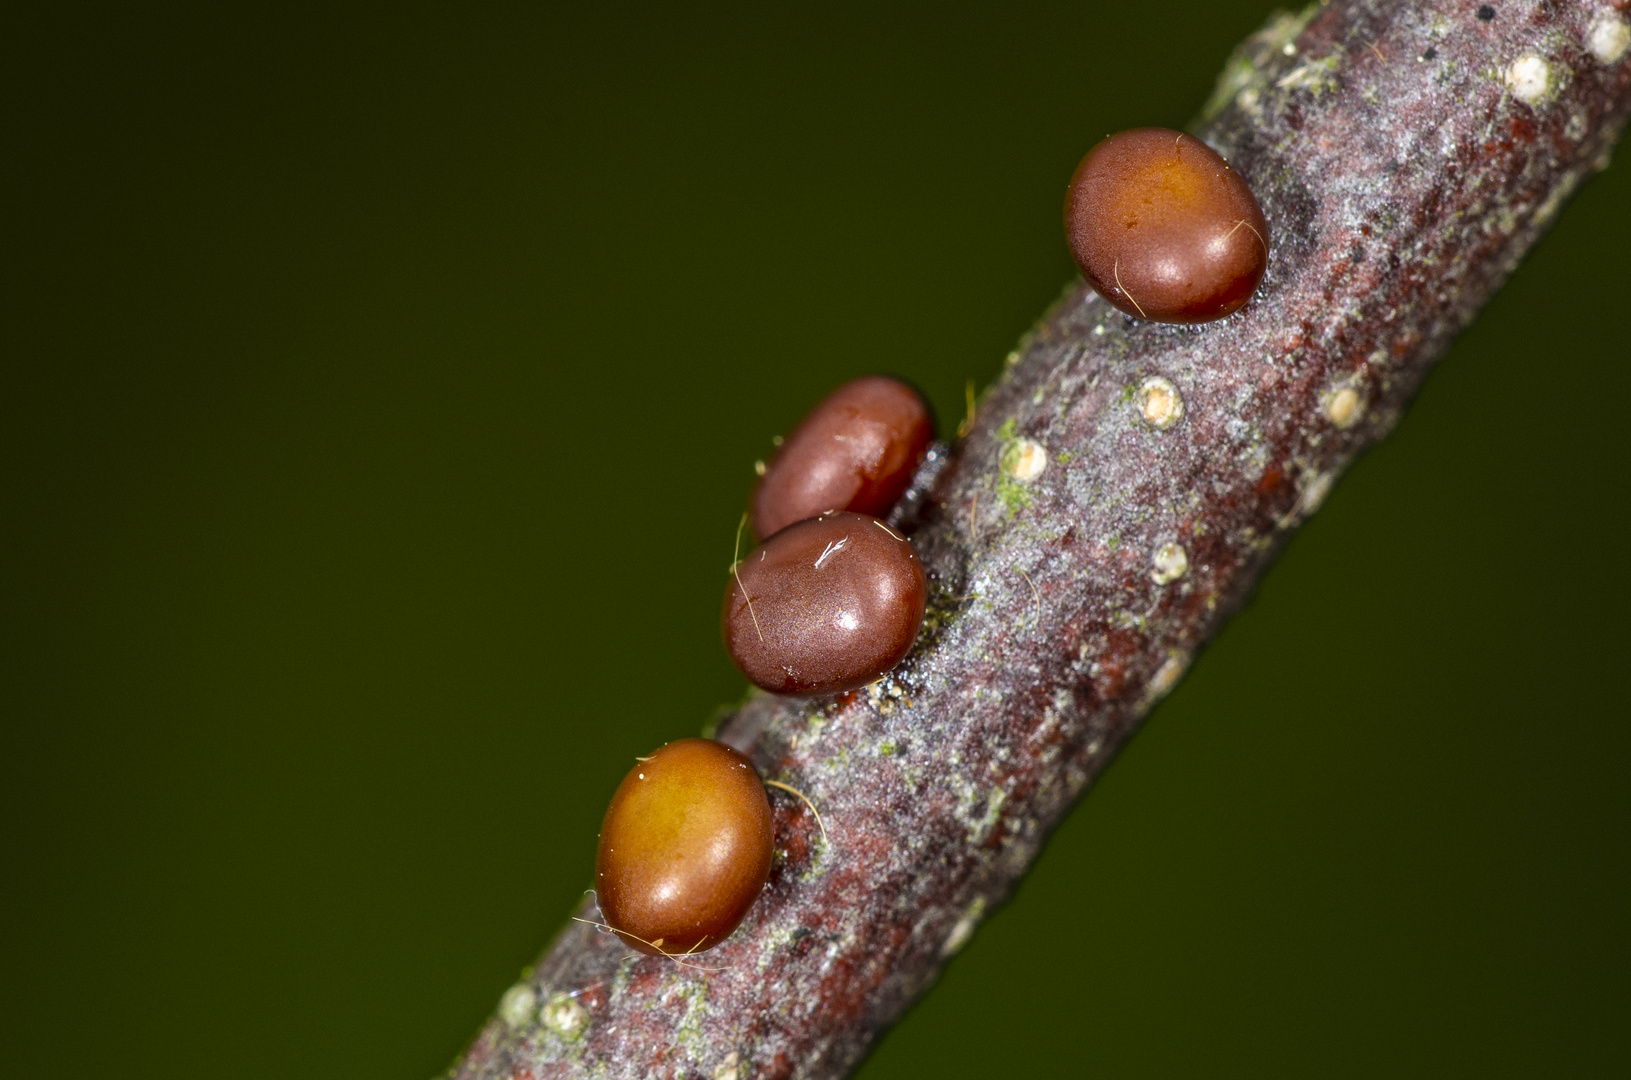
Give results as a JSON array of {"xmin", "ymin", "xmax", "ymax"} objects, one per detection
[{"xmin": 452, "ymin": 2, "xmax": 1631, "ymax": 1077}]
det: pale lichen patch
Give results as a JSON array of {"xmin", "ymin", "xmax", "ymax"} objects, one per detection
[
  {"xmin": 1200, "ymin": 5, "xmax": 1321, "ymax": 120},
  {"xmin": 1530, "ymin": 167, "xmax": 1583, "ymax": 230},
  {"xmin": 671, "ymin": 979, "xmax": 712, "ymax": 1063},
  {"xmin": 540, "ymin": 992, "xmax": 590, "ymax": 1041},
  {"xmin": 1276, "ymin": 53, "xmax": 1342, "ymax": 95},
  {"xmin": 1143, "ymin": 652, "xmax": 1192, "ymax": 709},
  {"xmin": 1588, "ymin": 12, "xmax": 1631, "ymax": 64},
  {"xmin": 971, "ymin": 786, "xmax": 1006, "ymax": 844},
  {"xmin": 1137, "ymin": 376, "xmax": 1185, "ymax": 430},
  {"xmin": 755, "ymin": 922, "xmax": 808, "ymax": 972},
  {"xmin": 940, "ymin": 896, "xmax": 987, "ymax": 958},
  {"xmin": 713, "ymin": 1052, "xmax": 745, "ymax": 1080},
  {"xmin": 1280, "ymin": 469, "xmax": 1338, "ymax": 529},
  {"xmin": 1504, "ymin": 54, "xmax": 1553, "ymax": 104},
  {"xmin": 499, "ymin": 983, "xmax": 537, "ymax": 1028},
  {"xmin": 1301, "ymin": 471, "xmax": 1335, "ymax": 515},
  {"xmin": 1151, "ymin": 542, "xmax": 1189, "ymax": 585}
]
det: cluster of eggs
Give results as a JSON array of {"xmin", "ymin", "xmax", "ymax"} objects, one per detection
[
  {"xmin": 592, "ymin": 128, "xmax": 1268, "ymax": 958},
  {"xmin": 596, "ymin": 375, "xmax": 936, "ymax": 956}
]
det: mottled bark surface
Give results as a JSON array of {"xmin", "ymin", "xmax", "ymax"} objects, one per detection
[{"xmin": 453, "ymin": 2, "xmax": 1631, "ymax": 1077}]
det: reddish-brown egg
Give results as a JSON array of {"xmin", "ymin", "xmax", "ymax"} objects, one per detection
[
  {"xmin": 751, "ymin": 375, "xmax": 934, "ymax": 539},
  {"xmin": 723, "ymin": 511, "xmax": 926, "ymax": 695},
  {"xmin": 1064, "ymin": 127, "xmax": 1269, "ymax": 323},
  {"xmin": 594, "ymin": 738, "xmax": 774, "ymax": 956}
]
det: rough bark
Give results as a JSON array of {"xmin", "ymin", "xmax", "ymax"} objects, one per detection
[{"xmin": 452, "ymin": 2, "xmax": 1631, "ymax": 1077}]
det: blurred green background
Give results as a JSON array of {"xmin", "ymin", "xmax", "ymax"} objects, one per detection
[{"xmin": 4, "ymin": 2, "xmax": 1627, "ymax": 1077}]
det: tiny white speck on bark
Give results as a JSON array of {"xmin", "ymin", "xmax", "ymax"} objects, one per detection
[
  {"xmin": 1300, "ymin": 471, "xmax": 1335, "ymax": 517},
  {"xmin": 1323, "ymin": 383, "xmax": 1365, "ymax": 429},
  {"xmin": 1151, "ymin": 542, "xmax": 1189, "ymax": 585},
  {"xmin": 1001, "ymin": 438, "xmax": 1048, "ymax": 482},
  {"xmin": 1138, "ymin": 376, "xmax": 1185, "ymax": 430},
  {"xmin": 1589, "ymin": 12, "xmax": 1631, "ymax": 64},
  {"xmin": 1505, "ymin": 55, "xmax": 1552, "ymax": 104},
  {"xmin": 940, "ymin": 897, "xmax": 987, "ymax": 957},
  {"xmin": 499, "ymin": 984, "xmax": 538, "ymax": 1029},
  {"xmin": 541, "ymin": 993, "xmax": 591, "ymax": 1040}
]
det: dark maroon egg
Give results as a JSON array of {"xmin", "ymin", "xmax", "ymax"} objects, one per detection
[
  {"xmin": 723, "ymin": 511, "xmax": 926, "ymax": 695},
  {"xmin": 1064, "ymin": 127, "xmax": 1269, "ymax": 324},
  {"xmin": 751, "ymin": 376, "xmax": 934, "ymax": 539}
]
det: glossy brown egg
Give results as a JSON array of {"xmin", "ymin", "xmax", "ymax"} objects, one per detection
[
  {"xmin": 594, "ymin": 738, "xmax": 774, "ymax": 956},
  {"xmin": 751, "ymin": 375, "xmax": 934, "ymax": 540},
  {"xmin": 1064, "ymin": 127, "xmax": 1269, "ymax": 323},
  {"xmin": 723, "ymin": 511, "xmax": 926, "ymax": 695}
]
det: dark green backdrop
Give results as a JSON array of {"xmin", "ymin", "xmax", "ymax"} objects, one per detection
[{"xmin": 5, "ymin": 3, "xmax": 1627, "ymax": 1077}]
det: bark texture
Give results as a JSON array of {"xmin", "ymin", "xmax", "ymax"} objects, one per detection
[{"xmin": 453, "ymin": 2, "xmax": 1631, "ymax": 1077}]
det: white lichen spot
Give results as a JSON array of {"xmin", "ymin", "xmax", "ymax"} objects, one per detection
[
  {"xmin": 941, "ymin": 897, "xmax": 987, "ymax": 958},
  {"xmin": 498, "ymin": 983, "xmax": 537, "ymax": 1028},
  {"xmin": 1322, "ymin": 378, "xmax": 1367, "ymax": 429},
  {"xmin": 1138, "ymin": 376, "xmax": 1184, "ymax": 430},
  {"xmin": 1092, "ymin": 323, "xmax": 1106, "ymax": 336},
  {"xmin": 713, "ymin": 1051, "xmax": 745, "ymax": 1080},
  {"xmin": 1151, "ymin": 542, "xmax": 1189, "ymax": 585},
  {"xmin": 1004, "ymin": 349, "xmax": 1022, "ymax": 367},
  {"xmin": 1589, "ymin": 12, "xmax": 1631, "ymax": 64},
  {"xmin": 1505, "ymin": 54, "xmax": 1552, "ymax": 104},
  {"xmin": 1001, "ymin": 438, "xmax": 1048, "ymax": 483},
  {"xmin": 540, "ymin": 992, "xmax": 590, "ymax": 1041}
]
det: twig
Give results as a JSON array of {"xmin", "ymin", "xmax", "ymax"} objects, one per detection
[{"xmin": 452, "ymin": 4, "xmax": 1631, "ymax": 1077}]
